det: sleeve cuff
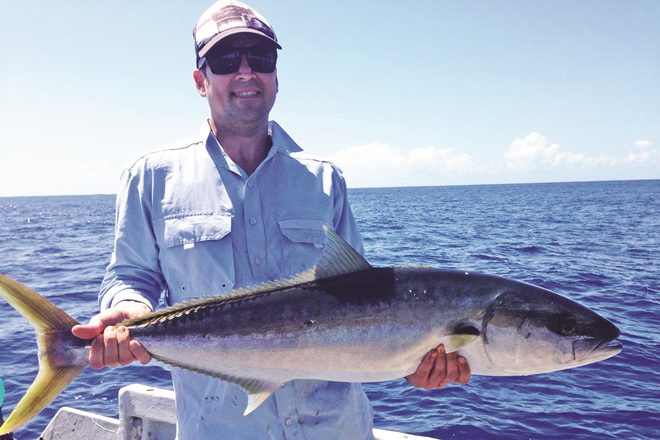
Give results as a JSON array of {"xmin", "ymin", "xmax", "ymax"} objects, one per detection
[{"xmin": 103, "ymin": 289, "xmax": 157, "ymax": 311}]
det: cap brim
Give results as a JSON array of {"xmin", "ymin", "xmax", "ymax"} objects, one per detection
[{"xmin": 198, "ymin": 29, "xmax": 281, "ymax": 57}]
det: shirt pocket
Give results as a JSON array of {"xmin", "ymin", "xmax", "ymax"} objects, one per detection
[
  {"xmin": 278, "ymin": 219, "xmax": 325, "ymax": 275},
  {"xmin": 160, "ymin": 213, "xmax": 235, "ymax": 304}
]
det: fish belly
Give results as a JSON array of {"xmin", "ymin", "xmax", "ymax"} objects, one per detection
[{"xmin": 138, "ymin": 320, "xmax": 445, "ymax": 384}]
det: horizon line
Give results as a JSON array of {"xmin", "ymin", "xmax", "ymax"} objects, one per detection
[{"xmin": 1, "ymin": 178, "xmax": 657, "ymax": 199}]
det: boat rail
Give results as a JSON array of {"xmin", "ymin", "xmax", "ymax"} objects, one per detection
[{"xmin": 39, "ymin": 384, "xmax": 438, "ymax": 440}]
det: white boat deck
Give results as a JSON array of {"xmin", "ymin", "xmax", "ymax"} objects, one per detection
[{"xmin": 40, "ymin": 384, "xmax": 438, "ymax": 440}]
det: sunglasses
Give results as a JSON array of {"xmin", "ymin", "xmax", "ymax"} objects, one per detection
[{"xmin": 200, "ymin": 47, "xmax": 277, "ymax": 75}]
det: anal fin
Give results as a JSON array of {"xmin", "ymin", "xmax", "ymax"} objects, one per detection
[
  {"xmin": 243, "ymin": 380, "xmax": 283, "ymax": 415},
  {"xmin": 152, "ymin": 354, "xmax": 283, "ymax": 416}
]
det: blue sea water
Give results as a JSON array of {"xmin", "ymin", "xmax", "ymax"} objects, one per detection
[{"xmin": 0, "ymin": 180, "xmax": 658, "ymax": 439}]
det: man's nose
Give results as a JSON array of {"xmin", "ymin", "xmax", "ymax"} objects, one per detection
[{"xmin": 237, "ymin": 55, "xmax": 254, "ymax": 75}]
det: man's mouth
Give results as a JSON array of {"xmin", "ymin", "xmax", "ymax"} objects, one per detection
[{"xmin": 232, "ymin": 90, "xmax": 260, "ymax": 98}]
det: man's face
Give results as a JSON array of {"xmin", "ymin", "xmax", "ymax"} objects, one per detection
[{"xmin": 194, "ymin": 34, "xmax": 278, "ymax": 129}]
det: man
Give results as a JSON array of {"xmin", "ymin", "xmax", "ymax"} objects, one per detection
[{"xmin": 72, "ymin": 1, "xmax": 470, "ymax": 438}]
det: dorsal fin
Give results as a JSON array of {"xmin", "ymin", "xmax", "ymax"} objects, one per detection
[
  {"xmin": 314, "ymin": 225, "xmax": 371, "ymax": 278},
  {"xmin": 121, "ymin": 225, "xmax": 372, "ymax": 328}
]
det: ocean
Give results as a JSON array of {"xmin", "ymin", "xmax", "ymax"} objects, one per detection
[{"xmin": 0, "ymin": 180, "xmax": 658, "ymax": 439}]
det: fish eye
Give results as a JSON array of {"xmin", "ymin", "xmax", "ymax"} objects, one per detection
[
  {"xmin": 547, "ymin": 315, "xmax": 578, "ymax": 336},
  {"xmin": 561, "ymin": 324, "xmax": 575, "ymax": 335}
]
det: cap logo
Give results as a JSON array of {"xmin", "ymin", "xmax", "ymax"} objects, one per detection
[{"xmin": 211, "ymin": 5, "xmax": 275, "ymax": 40}]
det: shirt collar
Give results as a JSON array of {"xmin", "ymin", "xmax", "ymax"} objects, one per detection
[
  {"xmin": 268, "ymin": 120, "xmax": 303, "ymax": 154},
  {"xmin": 202, "ymin": 119, "xmax": 303, "ymax": 175}
]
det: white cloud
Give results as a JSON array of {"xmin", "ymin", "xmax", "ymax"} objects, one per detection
[
  {"xmin": 324, "ymin": 142, "xmax": 476, "ymax": 187},
  {"xmin": 505, "ymin": 133, "xmax": 658, "ymax": 172},
  {"xmin": 626, "ymin": 140, "xmax": 658, "ymax": 164},
  {"xmin": 321, "ymin": 134, "xmax": 658, "ymax": 188},
  {"xmin": 505, "ymin": 132, "xmax": 561, "ymax": 171}
]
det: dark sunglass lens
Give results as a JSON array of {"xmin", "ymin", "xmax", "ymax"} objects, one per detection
[
  {"xmin": 206, "ymin": 51, "xmax": 242, "ymax": 75},
  {"xmin": 246, "ymin": 51, "xmax": 277, "ymax": 73},
  {"xmin": 205, "ymin": 48, "xmax": 277, "ymax": 74}
]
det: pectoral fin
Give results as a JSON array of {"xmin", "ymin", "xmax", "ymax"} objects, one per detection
[{"xmin": 440, "ymin": 332, "xmax": 479, "ymax": 353}]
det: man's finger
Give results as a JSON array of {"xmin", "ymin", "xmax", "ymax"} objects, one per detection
[
  {"xmin": 72, "ymin": 309, "xmax": 125, "ymax": 340},
  {"xmin": 71, "ymin": 324, "xmax": 95, "ymax": 340},
  {"xmin": 89, "ymin": 335, "xmax": 105, "ymax": 369},
  {"xmin": 103, "ymin": 326, "xmax": 119, "ymax": 367},
  {"xmin": 116, "ymin": 326, "xmax": 134, "ymax": 365},
  {"xmin": 457, "ymin": 356, "xmax": 471, "ymax": 385},
  {"xmin": 406, "ymin": 349, "xmax": 436, "ymax": 388},
  {"xmin": 71, "ymin": 318, "xmax": 105, "ymax": 340},
  {"xmin": 129, "ymin": 340, "xmax": 152, "ymax": 365},
  {"xmin": 437, "ymin": 350, "xmax": 459, "ymax": 388},
  {"xmin": 419, "ymin": 350, "xmax": 437, "ymax": 379},
  {"xmin": 428, "ymin": 344, "xmax": 448, "ymax": 388}
]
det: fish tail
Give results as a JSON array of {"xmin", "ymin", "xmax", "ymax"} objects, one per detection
[{"xmin": 0, "ymin": 274, "xmax": 85, "ymax": 435}]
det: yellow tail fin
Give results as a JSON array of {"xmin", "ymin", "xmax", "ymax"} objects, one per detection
[{"xmin": 0, "ymin": 274, "xmax": 85, "ymax": 435}]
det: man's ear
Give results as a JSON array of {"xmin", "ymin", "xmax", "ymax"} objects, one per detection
[{"xmin": 193, "ymin": 69, "xmax": 207, "ymax": 97}]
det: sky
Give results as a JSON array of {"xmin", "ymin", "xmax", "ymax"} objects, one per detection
[{"xmin": 1, "ymin": 0, "xmax": 658, "ymax": 196}]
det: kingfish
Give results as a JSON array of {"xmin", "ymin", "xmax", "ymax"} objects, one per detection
[{"xmin": 0, "ymin": 227, "xmax": 622, "ymax": 434}]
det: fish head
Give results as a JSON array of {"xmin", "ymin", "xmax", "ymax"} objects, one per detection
[{"xmin": 480, "ymin": 284, "xmax": 622, "ymax": 375}]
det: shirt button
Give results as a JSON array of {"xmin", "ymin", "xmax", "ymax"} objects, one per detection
[
  {"xmin": 249, "ymin": 218, "xmax": 257, "ymax": 225},
  {"xmin": 254, "ymin": 257, "xmax": 262, "ymax": 265},
  {"xmin": 285, "ymin": 418, "xmax": 294, "ymax": 427},
  {"xmin": 247, "ymin": 181, "xmax": 254, "ymax": 188}
]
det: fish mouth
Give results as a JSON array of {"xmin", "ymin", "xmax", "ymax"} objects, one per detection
[
  {"xmin": 600, "ymin": 337, "xmax": 622, "ymax": 349},
  {"xmin": 596, "ymin": 338, "xmax": 623, "ymax": 354},
  {"xmin": 572, "ymin": 336, "xmax": 623, "ymax": 361}
]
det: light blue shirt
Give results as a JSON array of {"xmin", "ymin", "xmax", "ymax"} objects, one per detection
[{"xmin": 99, "ymin": 120, "xmax": 374, "ymax": 440}]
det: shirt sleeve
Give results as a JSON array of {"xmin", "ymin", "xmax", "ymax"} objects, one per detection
[
  {"xmin": 99, "ymin": 164, "xmax": 166, "ymax": 311},
  {"xmin": 331, "ymin": 165, "xmax": 365, "ymax": 256}
]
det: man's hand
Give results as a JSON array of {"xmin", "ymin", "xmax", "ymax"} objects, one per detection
[
  {"xmin": 406, "ymin": 344, "xmax": 471, "ymax": 389},
  {"xmin": 71, "ymin": 301, "xmax": 152, "ymax": 369}
]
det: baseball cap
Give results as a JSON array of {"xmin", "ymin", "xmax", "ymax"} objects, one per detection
[{"xmin": 194, "ymin": 0, "xmax": 281, "ymax": 63}]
